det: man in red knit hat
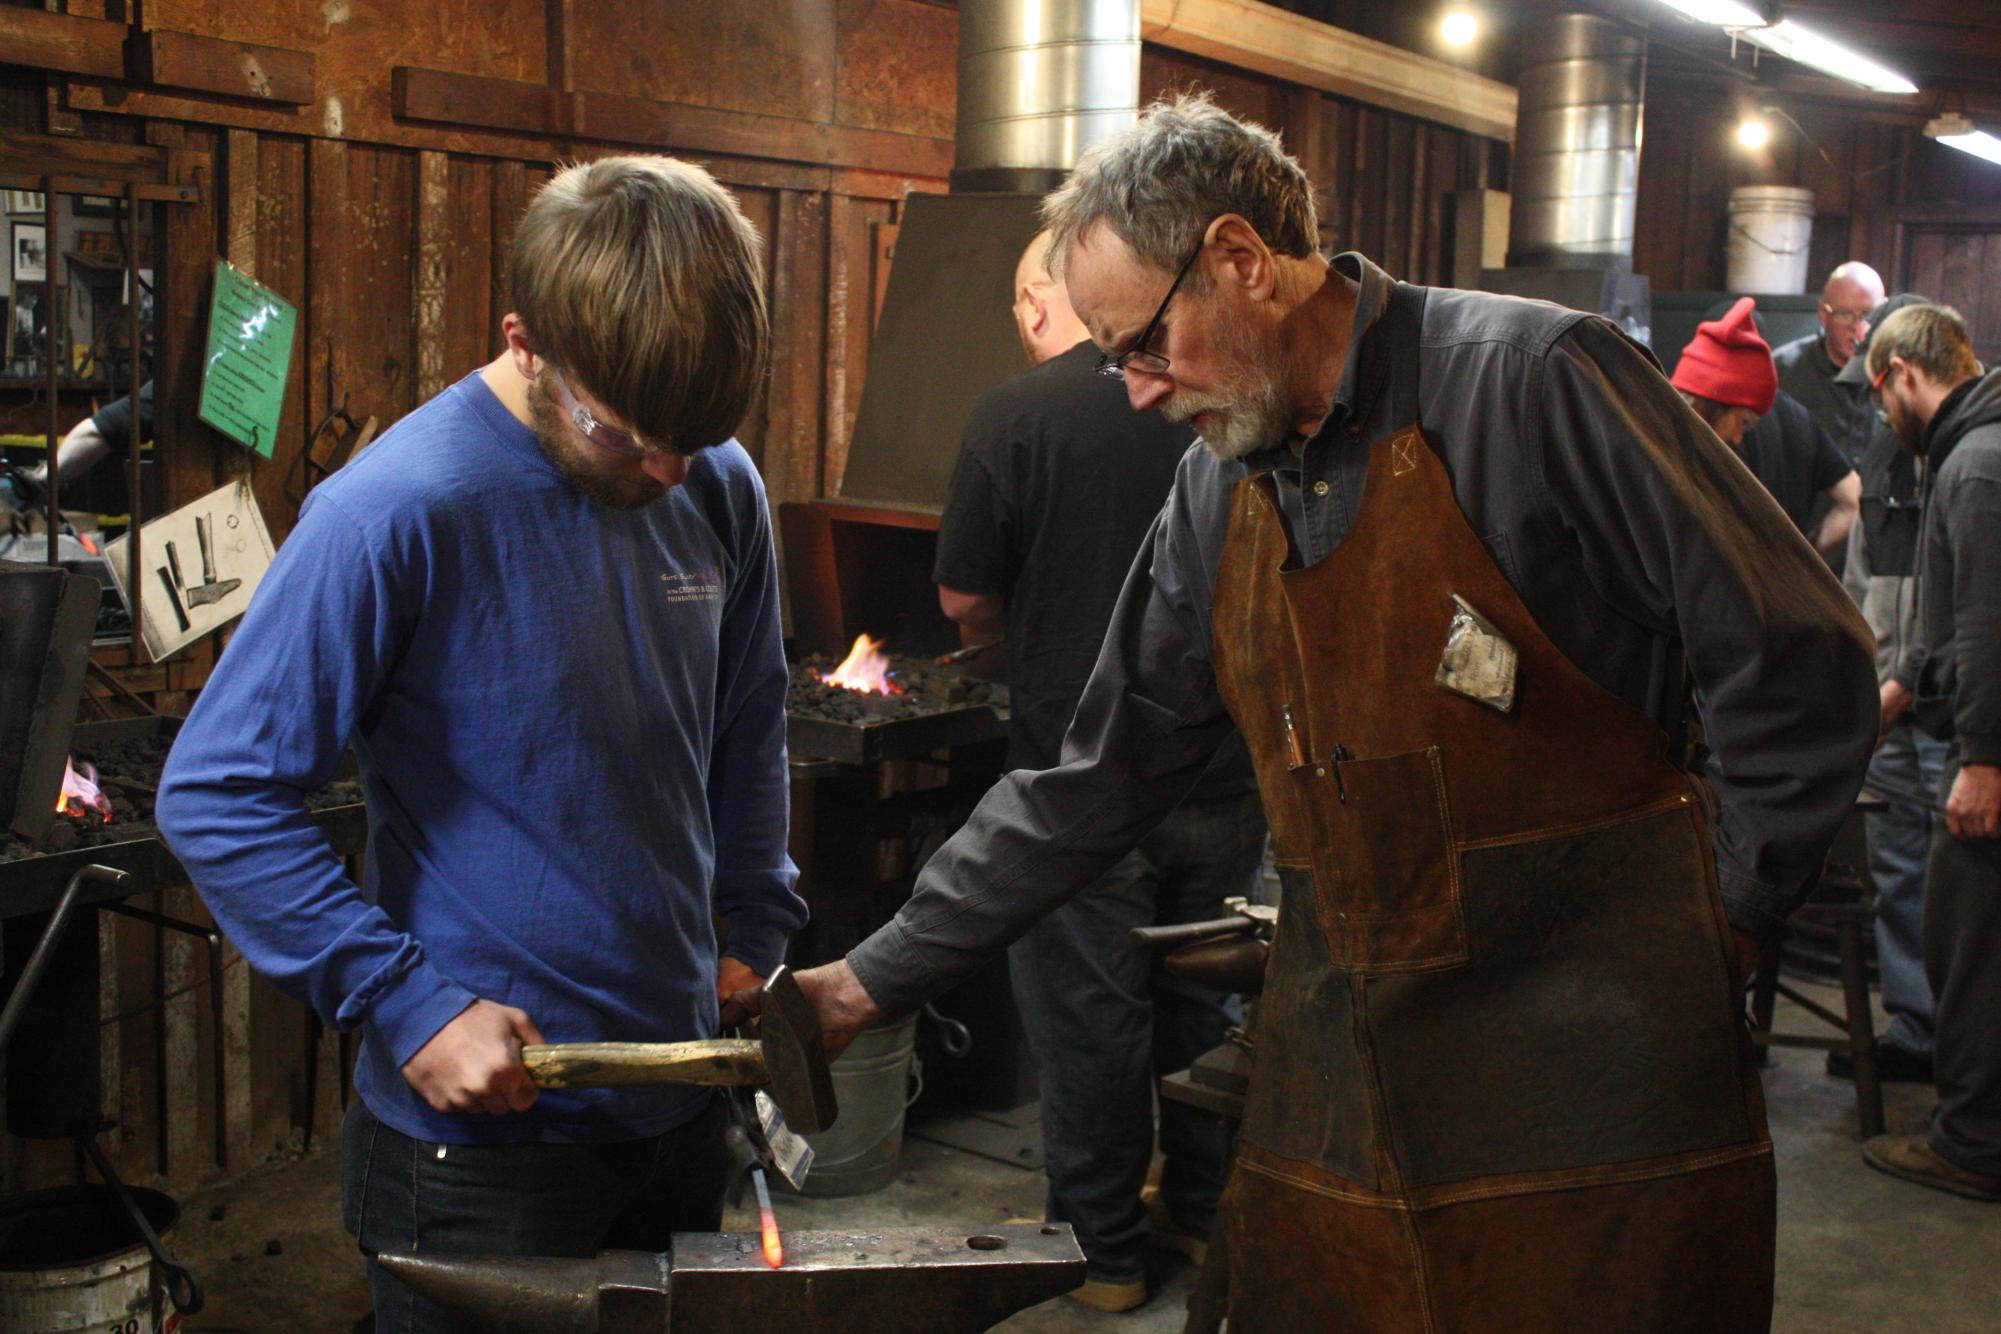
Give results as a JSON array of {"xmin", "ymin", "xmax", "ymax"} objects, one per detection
[
  {"xmin": 1675, "ymin": 298, "xmax": 1860, "ymax": 556},
  {"xmin": 1672, "ymin": 296, "xmax": 1778, "ymax": 447}
]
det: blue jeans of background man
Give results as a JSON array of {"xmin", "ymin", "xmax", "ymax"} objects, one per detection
[
  {"xmin": 340, "ymin": 1095, "xmax": 730, "ymax": 1333},
  {"xmin": 1008, "ymin": 789, "xmax": 1267, "ymax": 1284},
  {"xmin": 1867, "ymin": 718, "xmax": 1950, "ymax": 1054}
]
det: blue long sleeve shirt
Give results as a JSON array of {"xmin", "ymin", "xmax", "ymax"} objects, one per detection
[{"xmin": 157, "ymin": 371, "xmax": 805, "ymax": 1143}]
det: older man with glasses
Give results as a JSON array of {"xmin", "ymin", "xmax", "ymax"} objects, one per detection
[
  {"xmin": 752, "ymin": 93, "xmax": 1877, "ymax": 1329},
  {"xmin": 1771, "ymin": 261, "xmax": 1888, "ymax": 468},
  {"xmin": 158, "ymin": 156, "xmax": 805, "ymax": 1332}
]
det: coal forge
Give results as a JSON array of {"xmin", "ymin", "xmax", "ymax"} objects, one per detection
[
  {"xmin": 787, "ymin": 652, "xmax": 1004, "ymax": 725},
  {"xmin": 785, "ymin": 639, "xmax": 1009, "ymax": 769},
  {"xmin": 0, "ymin": 728, "xmax": 362, "ymax": 863}
]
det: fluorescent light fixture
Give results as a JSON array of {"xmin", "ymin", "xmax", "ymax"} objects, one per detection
[
  {"xmin": 1926, "ymin": 113, "xmax": 2001, "ymax": 167},
  {"xmin": 1653, "ymin": 0, "xmax": 1765, "ymax": 24},
  {"xmin": 1736, "ymin": 117, "xmax": 1770, "ymax": 149},
  {"xmin": 1649, "ymin": 3, "xmax": 1918, "ymax": 96},
  {"xmin": 1736, "ymin": 19, "xmax": 1918, "ymax": 95}
]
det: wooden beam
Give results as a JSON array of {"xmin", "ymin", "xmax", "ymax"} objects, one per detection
[
  {"xmin": 392, "ymin": 66, "xmax": 562, "ymax": 139},
  {"xmin": 0, "ymin": 128, "xmax": 171, "ymax": 181},
  {"xmin": 0, "ymin": 7, "xmax": 125, "ymax": 81},
  {"xmin": 391, "ymin": 66, "xmax": 955, "ymax": 178},
  {"xmin": 1140, "ymin": 0, "xmax": 1518, "ymax": 143},
  {"xmin": 573, "ymin": 92, "xmax": 956, "ymax": 178},
  {"xmin": 133, "ymin": 29, "xmax": 315, "ymax": 106}
]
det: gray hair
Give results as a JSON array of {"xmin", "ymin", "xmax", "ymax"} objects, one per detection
[
  {"xmin": 512, "ymin": 155, "xmax": 768, "ymax": 453},
  {"xmin": 1041, "ymin": 91, "xmax": 1318, "ymax": 281}
]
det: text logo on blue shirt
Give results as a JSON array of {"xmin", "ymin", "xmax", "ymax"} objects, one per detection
[{"xmin": 662, "ymin": 570, "xmax": 722, "ymax": 604}]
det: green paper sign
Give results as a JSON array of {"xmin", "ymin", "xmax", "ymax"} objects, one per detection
[{"xmin": 197, "ymin": 259, "xmax": 297, "ymax": 458}]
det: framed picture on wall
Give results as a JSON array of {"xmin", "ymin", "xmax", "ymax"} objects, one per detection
[
  {"xmin": 75, "ymin": 195, "xmax": 118, "ymax": 219},
  {"xmin": 11, "ymin": 221, "xmax": 48, "ymax": 283},
  {"xmin": 6, "ymin": 282, "xmax": 46, "ymax": 367},
  {"xmin": 2, "ymin": 190, "xmax": 45, "ymax": 215}
]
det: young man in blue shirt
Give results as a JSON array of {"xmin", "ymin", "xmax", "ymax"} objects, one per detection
[{"xmin": 157, "ymin": 155, "xmax": 805, "ymax": 1330}]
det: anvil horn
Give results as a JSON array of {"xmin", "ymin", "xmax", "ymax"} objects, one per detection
[{"xmin": 373, "ymin": 1249, "xmax": 667, "ymax": 1333}]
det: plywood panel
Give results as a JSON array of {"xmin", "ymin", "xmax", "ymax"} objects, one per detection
[
  {"xmin": 576, "ymin": 0, "xmax": 836, "ymax": 125},
  {"xmin": 835, "ymin": 0, "xmax": 955, "ymax": 139}
]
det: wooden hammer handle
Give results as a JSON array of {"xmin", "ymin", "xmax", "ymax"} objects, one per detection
[{"xmin": 521, "ymin": 1040, "xmax": 766, "ymax": 1089}]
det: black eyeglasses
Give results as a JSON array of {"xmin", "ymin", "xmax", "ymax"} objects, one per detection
[{"xmin": 1095, "ymin": 232, "xmax": 1207, "ymax": 380}]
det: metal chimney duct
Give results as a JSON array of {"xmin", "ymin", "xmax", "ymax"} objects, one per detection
[
  {"xmin": 951, "ymin": 0, "xmax": 1142, "ymax": 194},
  {"xmin": 1507, "ymin": 13, "xmax": 1646, "ymax": 269}
]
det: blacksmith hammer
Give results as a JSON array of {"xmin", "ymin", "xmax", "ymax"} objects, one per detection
[{"xmin": 521, "ymin": 965, "xmax": 839, "ymax": 1134}]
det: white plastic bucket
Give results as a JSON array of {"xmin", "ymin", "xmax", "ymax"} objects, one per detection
[
  {"xmin": 1726, "ymin": 185, "xmax": 1815, "ymax": 295},
  {"xmin": 784, "ymin": 1012, "xmax": 921, "ymax": 1198},
  {"xmin": 0, "ymin": 1186, "xmax": 180, "ymax": 1333}
]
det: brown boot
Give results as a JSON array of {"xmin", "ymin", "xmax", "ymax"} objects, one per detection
[
  {"xmin": 1862, "ymin": 1133, "xmax": 2001, "ymax": 1202},
  {"xmin": 1069, "ymin": 1275, "xmax": 1148, "ymax": 1313}
]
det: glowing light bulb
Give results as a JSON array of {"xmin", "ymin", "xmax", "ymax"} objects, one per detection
[
  {"xmin": 1737, "ymin": 118, "xmax": 1771, "ymax": 150},
  {"xmin": 1441, "ymin": 10, "xmax": 1479, "ymax": 46}
]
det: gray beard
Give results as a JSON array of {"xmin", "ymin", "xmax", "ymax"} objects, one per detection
[{"xmin": 1163, "ymin": 309, "xmax": 1295, "ymax": 461}]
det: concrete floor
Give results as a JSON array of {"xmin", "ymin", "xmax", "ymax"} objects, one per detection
[{"xmin": 165, "ymin": 984, "xmax": 1999, "ymax": 1333}]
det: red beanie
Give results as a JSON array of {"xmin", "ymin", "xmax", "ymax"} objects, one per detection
[{"xmin": 1671, "ymin": 296, "xmax": 1777, "ymax": 415}]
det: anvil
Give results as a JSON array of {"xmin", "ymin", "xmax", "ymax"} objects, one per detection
[{"xmin": 375, "ymin": 1223, "xmax": 1086, "ymax": 1333}]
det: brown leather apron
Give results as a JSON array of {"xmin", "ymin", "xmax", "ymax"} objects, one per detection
[{"xmin": 1209, "ymin": 285, "xmax": 1774, "ymax": 1332}]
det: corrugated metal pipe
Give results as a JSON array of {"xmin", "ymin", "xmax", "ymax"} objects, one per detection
[
  {"xmin": 951, "ymin": 0, "xmax": 1141, "ymax": 194},
  {"xmin": 1507, "ymin": 12, "xmax": 1647, "ymax": 269}
]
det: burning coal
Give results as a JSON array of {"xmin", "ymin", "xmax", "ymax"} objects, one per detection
[
  {"xmin": 55, "ymin": 756, "xmax": 113, "ymax": 821},
  {"xmin": 813, "ymin": 633, "xmax": 904, "ymax": 695}
]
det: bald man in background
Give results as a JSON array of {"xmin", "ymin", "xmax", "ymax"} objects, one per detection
[
  {"xmin": 931, "ymin": 231, "xmax": 1267, "ymax": 1311},
  {"xmin": 1773, "ymin": 261, "xmax": 1888, "ymax": 467}
]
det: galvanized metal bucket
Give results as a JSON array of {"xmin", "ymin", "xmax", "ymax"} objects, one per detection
[
  {"xmin": 0, "ymin": 1185, "xmax": 180, "ymax": 1333},
  {"xmin": 784, "ymin": 1012, "xmax": 922, "ymax": 1198}
]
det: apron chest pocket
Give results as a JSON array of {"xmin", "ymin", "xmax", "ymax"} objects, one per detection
[{"xmin": 1290, "ymin": 745, "xmax": 1468, "ymax": 973}]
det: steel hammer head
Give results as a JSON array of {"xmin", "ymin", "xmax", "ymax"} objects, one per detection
[{"xmin": 759, "ymin": 965, "xmax": 838, "ymax": 1135}]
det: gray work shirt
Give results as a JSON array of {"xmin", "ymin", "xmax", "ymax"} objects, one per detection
[{"xmin": 849, "ymin": 254, "xmax": 1878, "ymax": 1018}]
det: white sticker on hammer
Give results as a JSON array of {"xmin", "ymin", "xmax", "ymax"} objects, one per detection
[
  {"xmin": 1435, "ymin": 594, "xmax": 1518, "ymax": 713},
  {"xmin": 757, "ymin": 1089, "xmax": 815, "ymax": 1190}
]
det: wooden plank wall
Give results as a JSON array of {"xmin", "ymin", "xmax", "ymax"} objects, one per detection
[
  {"xmin": 2, "ymin": 4, "xmax": 1503, "ymax": 1198},
  {"xmin": 1635, "ymin": 73, "xmax": 2001, "ymax": 294}
]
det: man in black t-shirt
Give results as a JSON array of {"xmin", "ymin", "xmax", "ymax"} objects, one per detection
[
  {"xmin": 28, "ymin": 381, "xmax": 153, "ymax": 489},
  {"xmin": 1736, "ymin": 389, "xmax": 1859, "ymax": 558},
  {"xmin": 933, "ymin": 231, "xmax": 1266, "ymax": 1312}
]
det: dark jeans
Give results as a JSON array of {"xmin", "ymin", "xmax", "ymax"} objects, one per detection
[
  {"xmin": 340, "ymin": 1095, "xmax": 730, "ymax": 1333},
  {"xmin": 1008, "ymin": 789, "xmax": 1268, "ymax": 1282},
  {"xmin": 1867, "ymin": 718, "xmax": 1949, "ymax": 1053},
  {"xmin": 1924, "ymin": 756, "xmax": 2001, "ymax": 1177}
]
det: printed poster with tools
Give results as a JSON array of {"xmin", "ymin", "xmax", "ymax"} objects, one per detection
[
  {"xmin": 197, "ymin": 258, "xmax": 297, "ymax": 457},
  {"xmin": 102, "ymin": 479, "xmax": 277, "ymax": 660}
]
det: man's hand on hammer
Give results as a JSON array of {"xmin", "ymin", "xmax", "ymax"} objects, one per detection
[
  {"xmin": 715, "ymin": 955, "xmax": 764, "ymax": 1009},
  {"xmin": 401, "ymin": 999, "xmax": 546, "ymax": 1115},
  {"xmin": 723, "ymin": 960, "xmax": 882, "ymax": 1061}
]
